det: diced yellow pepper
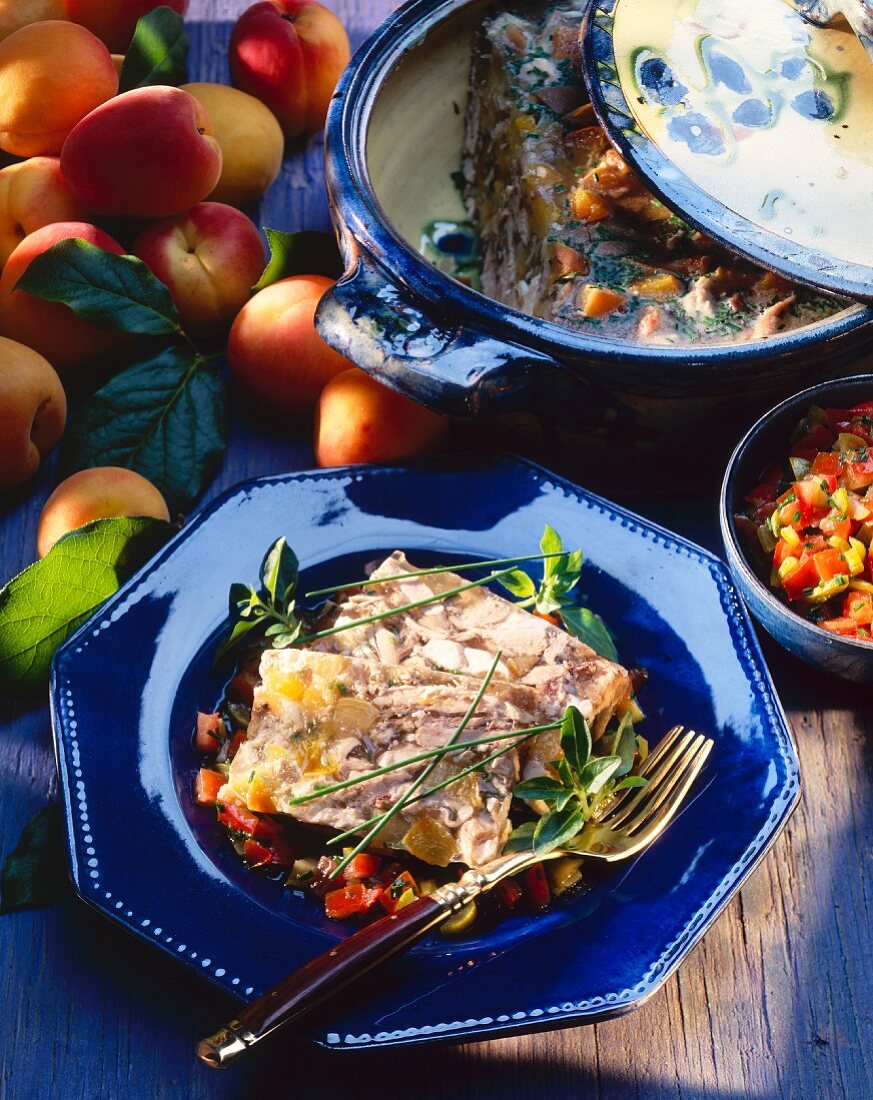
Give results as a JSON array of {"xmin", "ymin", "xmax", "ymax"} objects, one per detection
[
  {"xmin": 780, "ymin": 526, "xmax": 800, "ymax": 547},
  {"xmin": 828, "ymin": 535, "xmax": 851, "ymax": 552},
  {"xmin": 778, "ymin": 556, "xmax": 800, "ymax": 579},
  {"xmin": 850, "ymin": 537, "xmax": 868, "ymax": 560},
  {"xmin": 830, "ymin": 487, "xmax": 850, "ymax": 515},
  {"xmin": 845, "ymin": 548, "xmax": 865, "ymax": 576},
  {"xmin": 850, "ymin": 579, "xmax": 873, "ymax": 593},
  {"xmin": 835, "ymin": 432, "xmax": 867, "ymax": 452}
]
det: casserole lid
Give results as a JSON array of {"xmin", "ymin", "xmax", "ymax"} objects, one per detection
[{"xmin": 582, "ymin": 0, "xmax": 873, "ymax": 302}]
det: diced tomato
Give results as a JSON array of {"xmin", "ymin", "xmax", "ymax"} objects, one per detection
[
  {"xmin": 842, "ymin": 456, "xmax": 873, "ymax": 492},
  {"xmin": 216, "ymin": 797, "xmax": 282, "ymax": 842},
  {"xmin": 849, "ymin": 401, "xmax": 873, "ymax": 418},
  {"xmin": 342, "ymin": 853, "xmax": 381, "ymax": 883},
  {"xmin": 780, "ymin": 556, "xmax": 821, "ymax": 602},
  {"xmin": 309, "ymin": 855, "xmax": 342, "ymax": 897},
  {"xmin": 811, "ymin": 452, "xmax": 842, "ymax": 477},
  {"xmin": 194, "ymin": 768, "xmax": 224, "ymax": 806},
  {"xmin": 522, "ymin": 863, "xmax": 551, "ymax": 910},
  {"xmin": 745, "ymin": 463, "xmax": 783, "ymax": 508},
  {"xmin": 243, "ymin": 838, "xmax": 273, "ymax": 867},
  {"xmin": 194, "ymin": 711, "xmax": 224, "ymax": 754},
  {"xmin": 818, "ymin": 617, "xmax": 860, "ymax": 637},
  {"xmin": 814, "ymin": 548, "xmax": 852, "ymax": 583},
  {"xmin": 847, "ymin": 419, "xmax": 873, "ymax": 445},
  {"xmin": 790, "ymin": 422, "xmax": 836, "ymax": 460},
  {"xmin": 844, "ymin": 591, "xmax": 873, "ymax": 625},
  {"xmin": 819, "ymin": 514, "xmax": 853, "ymax": 541},
  {"xmin": 325, "ymin": 882, "xmax": 384, "ymax": 920},
  {"xmin": 227, "ymin": 671, "xmax": 256, "ymax": 708},
  {"xmin": 380, "ymin": 871, "xmax": 419, "ymax": 914},
  {"xmin": 497, "ymin": 879, "xmax": 523, "ymax": 911},
  {"xmin": 534, "ymin": 609, "xmax": 561, "ymax": 626},
  {"xmin": 226, "ymin": 730, "xmax": 246, "ymax": 760},
  {"xmin": 772, "ymin": 538, "xmax": 796, "ymax": 570}
]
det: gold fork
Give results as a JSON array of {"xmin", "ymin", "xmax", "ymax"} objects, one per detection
[{"xmin": 197, "ymin": 724, "xmax": 713, "ymax": 1068}]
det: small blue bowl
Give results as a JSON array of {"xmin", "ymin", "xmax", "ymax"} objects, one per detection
[{"xmin": 720, "ymin": 374, "xmax": 873, "ymax": 683}]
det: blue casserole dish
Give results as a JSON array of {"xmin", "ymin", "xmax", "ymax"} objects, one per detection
[{"xmin": 317, "ymin": 0, "xmax": 873, "ymax": 491}]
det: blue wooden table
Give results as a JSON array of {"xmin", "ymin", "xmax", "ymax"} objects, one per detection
[{"xmin": 1, "ymin": 2, "xmax": 872, "ymax": 1097}]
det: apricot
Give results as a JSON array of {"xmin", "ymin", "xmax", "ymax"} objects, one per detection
[
  {"xmin": 0, "ymin": 158, "xmax": 87, "ymax": 268},
  {"xmin": 134, "ymin": 202, "xmax": 266, "ymax": 337},
  {"xmin": 0, "ymin": 336, "xmax": 66, "ymax": 491},
  {"xmin": 60, "ymin": 86, "xmax": 222, "ymax": 219},
  {"xmin": 0, "ymin": 221, "xmax": 129, "ymax": 380},
  {"xmin": 37, "ymin": 466, "xmax": 170, "ymax": 557},
  {"xmin": 0, "ymin": 21, "xmax": 118, "ymax": 157},
  {"xmin": 229, "ymin": 0, "xmax": 351, "ymax": 140},
  {"xmin": 0, "ymin": 0, "xmax": 66, "ymax": 43},
  {"xmin": 314, "ymin": 368, "xmax": 449, "ymax": 467},
  {"xmin": 181, "ymin": 83, "xmax": 284, "ymax": 208},
  {"xmin": 65, "ymin": 0, "xmax": 189, "ymax": 53},
  {"xmin": 227, "ymin": 275, "xmax": 353, "ymax": 420}
]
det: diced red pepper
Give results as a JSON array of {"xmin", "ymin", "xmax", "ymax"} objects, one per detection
[
  {"xmin": 194, "ymin": 711, "xmax": 224, "ymax": 754},
  {"xmin": 243, "ymin": 838, "xmax": 273, "ymax": 867},
  {"xmin": 325, "ymin": 882, "xmax": 384, "ymax": 920},
  {"xmin": 497, "ymin": 879, "xmax": 523, "ymax": 911},
  {"xmin": 521, "ymin": 863, "xmax": 551, "ymax": 910},
  {"xmin": 790, "ymin": 422, "xmax": 836, "ymax": 460},
  {"xmin": 814, "ymin": 548, "xmax": 852, "ymax": 583},
  {"xmin": 844, "ymin": 591, "xmax": 873, "ymax": 625},
  {"xmin": 818, "ymin": 617, "xmax": 860, "ymax": 637},
  {"xmin": 849, "ymin": 401, "xmax": 873, "ymax": 418},
  {"xmin": 342, "ymin": 852, "xmax": 381, "ymax": 883},
  {"xmin": 842, "ymin": 456, "xmax": 873, "ymax": 492},
  {"xmin": 216, "ymin": 797, "xmax": 282, "ymax": 842},
  {"xmin": 243, "ymin": 834, "xmax": 296, "ymax": 868},
  {"xmin": 819, "ymin": 514, "xmax": 853, "ymax": 541},
  {"xmin": 380, "ymin": 871, "xmax": 419, "ymax": 914},
  {"xmin": 745, "ymin": 463, "xmax": 783, "ymax": 508},
  {"xmin": 194, "ymin": 768, "xmax": 223, "ymax": 806}
]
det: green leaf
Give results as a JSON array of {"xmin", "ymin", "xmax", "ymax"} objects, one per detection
[
  {"xmin": 533, "ymin": 805, "xmax": 587, "ymax": 856},
  {"xmin": 272, "ymin": 626, "xmax": 301, "ymax": 649},
  {"xmin": 560, "ymin": 706, "xmax": 591, "ymax": 775},
  {"xmin": 513, "ymin": 776, "xmax": 566, "ymax": 801},
  {"xmin": 540, "ymin": 523, "xmax": 564, "ymax": 561},
  {"xmin": 578, "ymin": 755, "xmax": 623, "ymax": 797},
  {"xmin": 503, "ymin": 820, "xmax": 537, "ymax": 853},
  {"xmin": 496, "ymin": 568, "xmax": 537, "ymax": 600},
  {"xmin": 58, "ymin": 346, "xmax": 227, "ymax": 513},
  {"xmin": 604, "ymin": 711, "xmax": 637, "ymax": 777},
  {"xmin": 0, "ymin": 517, "xmax": 171, "ymax": 698},
  {"xmin": 559, "ymin": 605, "xmax": 619, "ymax": 662},
  {"xmin": 15, "ymin": 239, "xmax": 181, "ymax": 336},
  {"xmin": 119, "ymin": 5, "xmax": 189, "ymax": 91},
  {"xmin": 1, "ymin": 804, "xmax": 70, "ymax": 913},
  {"xmin": 254, "ymin": 229, "xmax": 343, "ymax": 291},
  {"xmin": 259, "ymin": 537, "xmax": 299, "ymax": 611},
  {"xmin": 613, "ymin": 775, "xmax": 648, "ymax": 791}
]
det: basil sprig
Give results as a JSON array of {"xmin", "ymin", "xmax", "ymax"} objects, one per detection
[
  {"xmin": 506, "ymin": 708, "xmax": 646, "ymax": 857},
  {"xmin": 497, "ymin": 525, "xmax": 618, "ymax": 661},
  {"xmin": 215, "ymin": 538, "xmax": 301, "ymax": 663}
]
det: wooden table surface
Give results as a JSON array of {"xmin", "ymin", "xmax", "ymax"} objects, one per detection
[{"xmin": 2, "ymin": 2, "xmax": 872, "ymax": 1097}]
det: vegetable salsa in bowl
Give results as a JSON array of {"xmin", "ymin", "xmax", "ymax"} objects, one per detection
[{"xmin": 721, "ymin": 375, "xmax": 873, "ymax": 681}]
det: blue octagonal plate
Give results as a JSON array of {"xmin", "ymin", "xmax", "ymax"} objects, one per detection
[{"xmin": 50, "ymin": 456, "xmax": 798, "ymax": 1050}]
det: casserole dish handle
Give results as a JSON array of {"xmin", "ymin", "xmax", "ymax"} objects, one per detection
[{"xmin": 315, "ymin": 251, "xmax": 563, "ymax": 419}]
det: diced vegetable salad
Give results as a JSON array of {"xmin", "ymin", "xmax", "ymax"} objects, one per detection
[{"xmin": 739, "ymin": 401, "xmax": 873, "ymax": 641}]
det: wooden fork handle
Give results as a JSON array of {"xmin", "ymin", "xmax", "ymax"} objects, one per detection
[{"xmin": 196, "ymin": 893, "xmax": 450, "ymax": 1068}]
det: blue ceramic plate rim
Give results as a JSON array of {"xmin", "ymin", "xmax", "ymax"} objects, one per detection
[
  {"xmin": 581, "ymin": 0, "xmax": 873, "ymax": 303},
  {"xmin": 720, "ymin": 372, "xmax": 873, "ymax": 655},
  {"xmin": 325, "ymin": 0, "xmax": 873, "ymax": 367},
  {"xmin": 50, "ymin": 456, "xmax": 800, "ymax": 1050}
]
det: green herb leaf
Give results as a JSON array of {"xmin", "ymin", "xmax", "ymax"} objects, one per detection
[
  {"xmin": 604, "ymin": 711, "xmax": 637, "ymax": 776},
  {"xmin": 560, "ymin": 706, "xmax": 591, "ymax": 776},
  {"xmin": 259, "ymin": 537, "xmax": 299, "ymax": 611},
  {"xmin": 254, "ymin": 228, "xmax": 343, "ymax": 291},
  {"xmin": 119, "ymin": 5, "xmax": 189, "ymax": 91},
  {"xmin": 513, "ymin": 776, "xmax": 566, "ymax": 800},
  {"xmin": 0, "ymin": 517, "xmax": 171, "ymax": 697},
  {"xmin": 558, "ymin": 605, "xmax": 619, "ymax": 662},
  {"xmin": 1, "ymin": 804, "xmax": 70, "ymax": 913},
  {"xmin": 533, "ymin": 805, "xmax": 587, "ymax": 856},
  {"xmin": 577, "ymin": 755, "xmax": 623, "ymax": 797},
  {"xmin": 503, "ymin": 820, "xmax": 537, "ymax": 853},
  {"xmin": 613, "ymin": 775, "xmax": 648, "ymax": 791},
  {"xmin": 15, "ymin": 239, "xmax": 181, "ymax": 336},
  {"xmin": 58, "ymin": 346, "xmax": 227, "ymax": 513},
  {"xmin": 495, "ymin": 568, "xmax": 537, "ymax": 600},
  {"xmin": 540, "ymin": 523, "xmax": 564, "ymax": 563}
]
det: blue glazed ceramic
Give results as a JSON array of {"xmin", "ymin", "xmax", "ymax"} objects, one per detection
[
  {"xmin": 51, "ymin": 456, "xmax": 799, "ymax": 1050},
  {"xmin": 318, "ymin": 0, "xmax": 873, "ymax": 492},
  {"xmin": 721, "ymin": 376, "xmax": 873, "ymax": 683}
]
